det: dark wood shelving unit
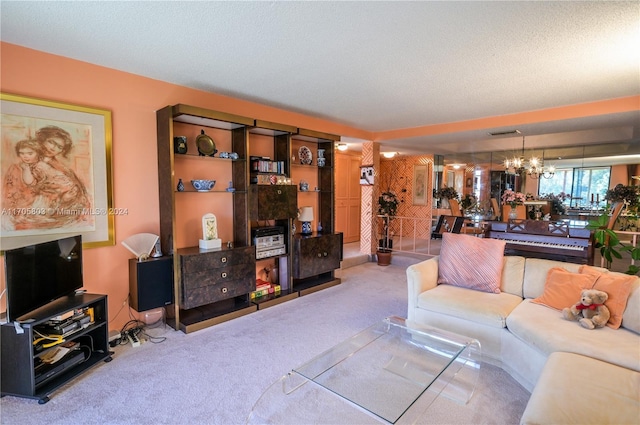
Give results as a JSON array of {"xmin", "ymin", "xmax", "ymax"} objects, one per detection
[{"xmin": 157, "ymin": 105, "xmax": 343, "ymax": 332}]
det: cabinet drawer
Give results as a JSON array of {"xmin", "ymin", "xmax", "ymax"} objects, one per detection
[
  {"xmin": 181, "ymin": 264, "xmax": 254, "ymax": 309},
  {"xmin": 293, "ymin": 233, "xmax": 342, "ymax": 279},
  {"xmin": 181, "ymin": 247, "xmax": 254, "ymax": 274},
  {"xmin": 250, "ymin": 185, "xmax": 297, "ymax": 220}
]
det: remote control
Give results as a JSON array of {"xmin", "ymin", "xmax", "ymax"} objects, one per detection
[{"xmin": 127, "ymin": 331, "xmax": 140, "ymax": 347}]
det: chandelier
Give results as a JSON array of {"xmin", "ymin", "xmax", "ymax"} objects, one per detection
[{"xmin": 504, "ymin": 136, "xmax": 555, "ymax": 179}]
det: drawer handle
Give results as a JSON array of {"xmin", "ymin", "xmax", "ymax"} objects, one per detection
[
  {"xmin": 221, "ymin": 257, "xmax": 227, "ymax": 263},
  {"xmin": 317, "ymin": 253, "xmax": 322, "ymax": 258},
  {"xmin": 221, "ymin": 287, "xmax": 228, "ymax": 294},
  {"xmin": 323, "ymin": 252, "xmax": 328, "ymax": 257},
  {"xmin": 221, "ymin": 272, "xmax": 228, "ymax": 278},
  {"xmin": 277, "ymin": 189, "xmax": 282, "ymax": 195}
]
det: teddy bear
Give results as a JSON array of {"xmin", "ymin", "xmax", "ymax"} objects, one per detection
[{"xmin": 562, "ymin": 289, "xmax": 610, "ymax": 329}]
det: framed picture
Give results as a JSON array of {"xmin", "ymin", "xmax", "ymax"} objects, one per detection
[
  {"xmin": 1, "ymin": 93, "xmax": 114, "ymax": 248},
  {"xmin": 413, "ymin": 164, "xmax": 428, "ymax": 205},
  {"xmin": 466, "ymin": 177, "xmax": 473, "ymax": 188},
  {"xmin": 360, "ymin": 166, "xmax": 374, "ymax": 185}
]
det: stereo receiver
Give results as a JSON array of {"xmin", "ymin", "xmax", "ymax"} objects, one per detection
[{"xmin": 252, "ymin": 227, "xmax": 286, "ymax": 259}]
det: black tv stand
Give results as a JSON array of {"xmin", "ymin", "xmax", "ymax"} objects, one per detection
[{"xmin": 1, "ymin": 293, "xmax": 111, "ymax": 404}]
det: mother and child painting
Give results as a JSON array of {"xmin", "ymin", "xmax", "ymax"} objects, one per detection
[{"xmin": 2, "ymin": 121, "xmax": 94, "ymax": 236}]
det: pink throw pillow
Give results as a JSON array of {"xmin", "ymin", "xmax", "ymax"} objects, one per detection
[{"xmin": 437, "ymin": 233, "xmax": 506, "ymax": 294}]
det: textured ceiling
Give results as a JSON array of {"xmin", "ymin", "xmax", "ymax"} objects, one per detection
[{"xmin": 1, "ymin": 1, "xmax": 639, "ymax": 160}]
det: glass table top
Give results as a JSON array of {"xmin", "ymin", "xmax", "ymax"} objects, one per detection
[{"xmin": 248, "ymin": 316, "xmax": 481, "ymax": 424}]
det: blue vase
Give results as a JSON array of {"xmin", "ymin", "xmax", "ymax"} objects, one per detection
[
  {"xmin": 301, "ymin": 221, "xmax": 312, "ymax": 235},
  {"xmin": 177, "ymin": 179, "xmax": 184, "ymax": 192}
]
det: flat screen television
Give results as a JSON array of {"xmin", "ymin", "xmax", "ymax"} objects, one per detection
[{"xmin": 4, "ymin": 235, "xmax": 83, "ymax": 322}]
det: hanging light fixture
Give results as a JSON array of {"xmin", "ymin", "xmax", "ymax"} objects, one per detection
[
  {"xmin": 527, "ymin": 149, "xmax": 555, "ymax": 179},
  {"xmin": 504, "ymin": 136, "xmax": 526, "ymax": 175},
  {"xmin": 504, "ymin": 136, "xmax": 555, "ymax": 179}
]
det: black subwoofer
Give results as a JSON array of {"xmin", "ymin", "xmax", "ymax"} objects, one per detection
[{"xmin": 128, "ymin": 256, "xmax": 173, "ymax": 312}]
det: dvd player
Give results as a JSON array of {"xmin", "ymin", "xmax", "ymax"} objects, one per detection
[{"xmin": 34, "ymin": 350, "xmax": 85, "ymax": 386}]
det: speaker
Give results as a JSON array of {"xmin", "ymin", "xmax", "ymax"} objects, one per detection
[{"xmin": 129, "ymin": 256, "xmax": 173, "ymax": 312}]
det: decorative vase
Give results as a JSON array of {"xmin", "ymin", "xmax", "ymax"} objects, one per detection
[
  {"xmin": 509, "ymin": 206, "xmax": 518, "ymax": 220},
  {"xmin": 441, "ymin": 198, "xmax": 450, "ymax": 209},
  {"xmin": 317, "ymin": 149, "xmax": 326, "ymax": 167},
  {"xmin": 301, "ymin": 221, "xmax": 312, "ymax": 235},
  {"xmin": 176, "ymin": 178, "xmax": 184, "ymax": 192},
  {"xmin": 317, "ymin": 221, "xmax": 323, "ymax": 233}
]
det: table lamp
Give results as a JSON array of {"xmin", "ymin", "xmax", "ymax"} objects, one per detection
[{"xmin": 298, "ymin": 206, "xmax": 314, "ymax": 235}]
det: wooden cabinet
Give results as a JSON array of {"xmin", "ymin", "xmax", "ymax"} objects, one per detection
[
  {"xmin": 180, "ymin": 246, "xmax": 255, "ymax": 309},
  {"xmin": 290, "ymin": 129, "xmax": 343, "ymax": 293},
  {"xmin": 250, "ymin": 185, "xmax": 298, "ymax": 220},
  {"xmin": 335, "ymin": 152, "xmax": 362, "ymax": 243},
  {"xmin": 0, "ymin": 294, "xmax": 111, "ymax": 404},
  {"xmin": 157, "ymin": 105, "xmax": 343, "ymax": 331},
  {"xmin": 293, "ymin": 233, "xmax": 342, "ymax": 279},
  {"xmin": 157, "ymin": 105, "xmax": 255, "ymax": 332}
]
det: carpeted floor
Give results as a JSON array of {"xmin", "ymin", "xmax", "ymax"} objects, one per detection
[{"xmin": 0, "ymin": 262, "xmax": 530, "ymax": 424}]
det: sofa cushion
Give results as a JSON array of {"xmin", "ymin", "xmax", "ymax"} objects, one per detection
[
  {"xmin": 501, "ymin": 256, "xmax": 525, "ymax": 297},
  {"xmin": 580, "ymin": 265, "xmax": 636, "ymax": 329},
  {"xmin": 622, "ymin": 279, "xmax": 640, "ymax": 334},
  {"xmin": 521, "ymin": 352, "xmax": 640, "ymax": 425},
  {"xmin": 417, "ymin": 284, "xmax": 522, "ymax": 328},
  {"xmin": 522, "ymin": 258, "xmax": 583, "ymax": 299},
  {"xmin": 437, "ymin": 233, "xmax": 506, "ymax": 294},
  {"xmin": 507, "ymin": 299, "xmax": 640, "ymax": 372},
  {"xmin": 530, "ymin": 267, "xmax": 597, "ymax": 310}
]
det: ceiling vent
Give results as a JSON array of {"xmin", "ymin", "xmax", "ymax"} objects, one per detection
[{"xmin": 488, "ymin": 129, "xmax": 522, "ymax": 137}]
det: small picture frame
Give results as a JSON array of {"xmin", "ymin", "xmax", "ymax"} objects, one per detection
[{"xmin": 360, "ymin": 166, "xmax": 374, "ymax": 185}]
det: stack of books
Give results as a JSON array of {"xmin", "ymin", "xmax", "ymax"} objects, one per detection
[{"xmin": 250, "ymin": 279, "xmax": 281, "ymax": 300}]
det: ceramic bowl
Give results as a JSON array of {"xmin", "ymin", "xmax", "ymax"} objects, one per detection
[{"xmin": 191, "ymin": 179, "xmax": 216, "ymax": 192}]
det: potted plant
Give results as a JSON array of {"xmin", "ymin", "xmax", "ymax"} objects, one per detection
[
  {"xmin": 460, "ymin": 193, "xmax": 477, "ymax": 212},
  {"xmin": 434, "ymin": 186, "xmax": 459, "ymax": 209},
  {"xmin": 540, "ymin": 192, "xmax": 569, "ymax": 218},
  {"xmin": 501, "ymin": 189, "xmax": 526, "ymax": 220},
  {"xmin": 377, "ymin": 191, "xmax": 399, "ymax": 266},
  {"xmin": 603, "ymin": 184, "xmax": 640, "ymax": 231},
  {"xmin": 587, "ymin": 205, "xmax": 640, "ymax": 275}
]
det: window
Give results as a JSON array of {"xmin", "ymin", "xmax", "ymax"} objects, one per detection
[{"xmin": 539, "ymin": 167, "xmax": 610, "ymax": 209}]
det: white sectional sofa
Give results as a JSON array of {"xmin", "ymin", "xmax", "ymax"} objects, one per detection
[{"xmin": 407, "ymin": 254, "xmax": 640, "ymax": 424}]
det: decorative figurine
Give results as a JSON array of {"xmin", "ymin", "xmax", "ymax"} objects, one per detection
[
  {"xmin": 173, "ymin": 136, "xmax": 188, "ymax": 154},
  {"xmin": 199, "ymin": 213, "xmax": 221, "ymax": 249}
]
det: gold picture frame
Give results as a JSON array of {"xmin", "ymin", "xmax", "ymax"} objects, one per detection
[{"xmin": 1, "ymin": 93, "xmax": 114, "ymax": 248}]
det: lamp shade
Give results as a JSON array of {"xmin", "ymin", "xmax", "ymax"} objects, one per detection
[{"xmin": 298, "ymin": 206, "xmax": 314, "ymax": 222}]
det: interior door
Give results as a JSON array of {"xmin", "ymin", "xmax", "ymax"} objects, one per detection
[{"xmin": 335, "ymin": 152, "xmax": 361, "ymax": 243}]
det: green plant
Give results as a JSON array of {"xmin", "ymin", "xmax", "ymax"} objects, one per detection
[
  {"xmin": 377, "ymin": 191, "xmax": 399, "ymax": 252},
  {"xmin": 586, "ymin": 208, "xmax": 640, "ymax": 275},
  {"xmin": 541, "ymin": 192, "xmax": 569, "ymax": 215},
  {"xmin": 434, "ymin": 186, "xmax": 459, "ymax": 200},
  {"xmin": 605, "ymin": 184, "xmax": 640, "ymax": 208},
  {"xmin": 460, "ymin": 193, "xmax": 477, "ymax": 210}
]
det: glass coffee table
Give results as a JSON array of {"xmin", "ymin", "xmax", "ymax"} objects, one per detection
[{"xmin": 247, "ymin": 316, "xmax": 481, "ymax": 424}]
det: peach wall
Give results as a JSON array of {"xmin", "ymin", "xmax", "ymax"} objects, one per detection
[{"xmin": 0, "ymin": 42, "xmax": 371, "ymax": 330}]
